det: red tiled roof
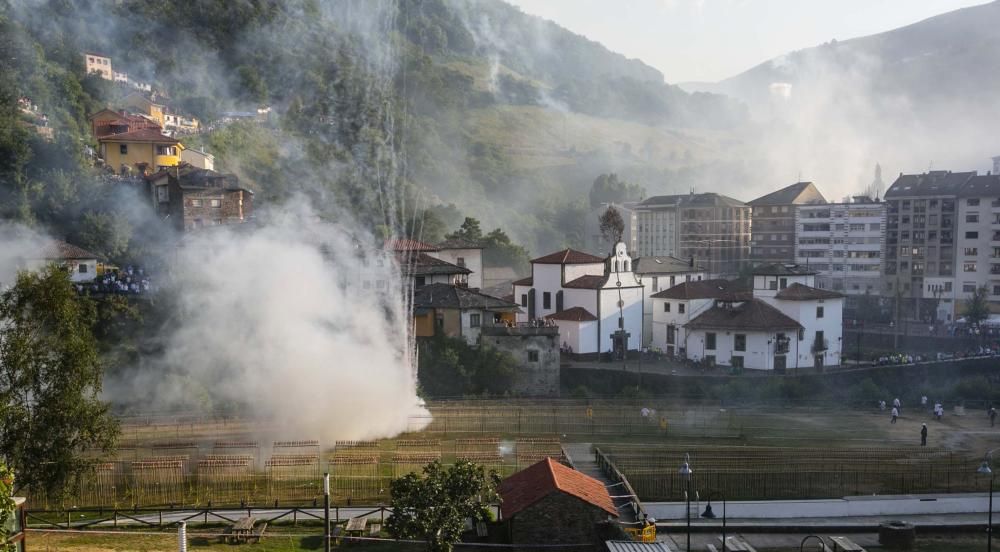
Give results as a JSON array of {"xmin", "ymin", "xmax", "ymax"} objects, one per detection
[
  {"xmin": 531, "ymin": 249, "xmax": 604, "ymax": 265},
  {"xmin": 545, "ymin": 307, "xmax": 598, "ymax": 322},
  {"xmin": 500, "ymin": 458, "xmax": 618, "ymax": 519},
  {"xmin": 512, "ymin": 276, "xmax": 533, "ymax": 286},
  {"xmin": 650, "ymin": 279, "xmax": 750, "ymax": 301},
  {"xmin": 384, "ymin": 238, "xmax": 438, "ymax": 252},
  {"xmin": 775, "ymin": 283, "xmax": 845, "ymax": 301},
  {"xmin": 563, "ymin": 274, "xmax": 606, "ymax": 289},
  {"xmin": 44, "ymin": 240, "xmax": 101, "ymax": 260},
  {"xmin": 98, "ymin": 128, "xmax": 178, "ymax": 143},
  {"xmin": 686, "ymin": 298, "xmax": 802, "ymax": 331}
]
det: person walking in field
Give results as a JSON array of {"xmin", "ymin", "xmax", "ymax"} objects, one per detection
[
  {"xmin": 891, "ymin": 406, "xmax": 899, "ymax": 424},
  {"xmin": 921, "ymin": 395, "xmax": 928, "ymax": 409},
  {"xmin": 921, "ymin": 424, "xmax": 928, "ymax": 446},
  {"xmin": 893, "ymin": 397, "xmax": 901, "ymax": 415},
  {"xmin": 990, "ymin": 407, "xmax": 997, "ymax": 428}
]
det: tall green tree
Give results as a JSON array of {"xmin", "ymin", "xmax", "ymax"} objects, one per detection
[
  {"xmin": 598, "ymin": 205, "xmax": 625, "ymax": 245},
  {"xmin": 387, "ymin": 460, "xmax": 500, "ymax": 552},
  {"xmin": 446, "ymin": 217, "xmax": 483, "ymax": 242},
  {"xmin": 964, "ymin": 285, "xmax": 991, "ymax": 326},
  {"xmin": 589, "ymin": 173, "xmax": 645, "ymax": 208},
  {"xmin": 0, "ymin": 266, "xmax": 119, "ymax": 496}
]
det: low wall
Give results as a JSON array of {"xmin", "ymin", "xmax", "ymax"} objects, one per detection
[{"xmin": 645, "ymin": 493, "xmax": 992, "ymax": 520}]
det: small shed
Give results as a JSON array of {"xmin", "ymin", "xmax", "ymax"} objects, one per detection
[{"xmin": 500, "ymin": 457, "xmax": 618, "ymax": 545}]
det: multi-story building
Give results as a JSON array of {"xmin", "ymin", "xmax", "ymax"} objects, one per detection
[
  {"xmin": 749, "ymin": 182, "xmax": 827, "ymax": 266},
  {"xmin": 883, "ymin": 171, "xmax": 974, "ymax": 322},
  {"xmin": 795, "ymin": 197, "xmax": 885, "ymax": 302},
  {"xmin": 956, "ymin": 174, "xmax": 1000, "ymax": 315},
  {"xmin": 633, "ymin": 255, "xmax": 707, "ymax": 346},
  {"xmin": 99, "ymin": 128, "xmax": 184, "ymax": 175},
  {"xmin": 634, "ymin": 193, "xmax": 751, "ymax": 277},
  {"xmin": 146, "ymin": 164, "xmax": 254, "ymax": 231},
  {"xmin": 583, "ymin": 202, "xmax": 637, "ymax": 256},
  {"xmin": 83, "ymin": 52, "xmax": 112, "ymax": 80}
]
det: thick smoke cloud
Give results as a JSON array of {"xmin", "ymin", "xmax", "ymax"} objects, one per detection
[
  {"xmin": 0, "ymin": 224, "xmax": 54, "ymax": 288},
  {"xmin": 109, "ymin": 201, "xmax": 427, "ymax": 441}
]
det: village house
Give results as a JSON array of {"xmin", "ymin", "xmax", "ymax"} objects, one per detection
[
  {"xmin": 99, "ymin": 128, "xmax": 183, "ymax": 175},
  {"xmin": 26, "ymin": 241, "xmax": 102, "ymax": 283},
  {"xmin": 179, "ymin": 147, "xmax": 214, "ymax": 170},
  {"xmin": 123, "ymin": 91, "xmax": 166, "ymax": 127},
  {"xmin": 83, "ymin": 52, "xmax": 112, "ymax": 80},
  {"xmin": 412, "ymin": 283, "xmax": 519, "ymax": 345},
  {"xmin": 514, "ymin": 243, "xmax": 644, "ymax": 357},
  {"xmin": 146, "ymin": 164, "xmax": 253, "ymax": 231},
  {"xmin": 385, "ymin": 238, "xmax": 475, "ymax": 289},
  {"xmin": 88, "ymin": 109, "xmax": 160, "ymax": 140},
  {"xmin": 500, "ymin": 458, "xmax": 618, "ymax": 546},
  {"xmin": 651, "ymin": 264, "xmax": 843, "ymax": 371},
  {"xmin": 433, "ymin": 237, "xmax": 484, "ymax": 289},
  {"xmin": 633, "ymin": 255, "xmax": 706, "ymax": 346}
]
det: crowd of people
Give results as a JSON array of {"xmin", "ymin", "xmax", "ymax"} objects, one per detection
[
  {"xmin": 879, "ymin": 395, "xmax": 1000, "ymax": 446},
  {"xmin": 78, "ymin": 265, "xmax": 152, "ymax": 295}
]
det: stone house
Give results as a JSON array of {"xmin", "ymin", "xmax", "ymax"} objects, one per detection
[
  {"xmin": 146, "ymin": 164, "xmax": 254, "ymax": 231},
  {"xmin": 500, "ymin": 458, "xmax": 618, "ymax": 546}
]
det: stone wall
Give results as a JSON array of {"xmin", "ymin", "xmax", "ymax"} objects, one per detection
[
  {"xmin": 481, "ymin": 330, "xmax": 560, "ymax": 396},
  {"xmin": 508, "ymin": 491, "xmax": 610, "ymax": 545}
]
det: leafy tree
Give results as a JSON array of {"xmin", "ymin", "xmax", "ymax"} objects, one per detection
[
  {"xmin": 589, "ymin": 173, "xmax": 645, "ymax": 208},
  {"xmin": 418, "ymin": 334, "xmax": 516, "ymax": 396},
  {"xmin": 598, "ymin": 205, "xmax": 625, "ymax": 245},
  {"xmin": 75, "ymin": 210, "xmax": 134, "ymax": 261},
  {"xmin": 446, "ymin": 217, "xmax": 483, "ymax": 242},
  {"xmin": 387, "ymin": 460, "xmax": 500, "ymax": 552},
  {"xmin": 482, "ymin": 228, "xmax": 530, "ymax": 273},
  {"xmin": 964, "ymin": 285, "xmax": 991, "ymax": 326},
  {"xmin": 0, "ymin": 266, "xmax": 119, "ymax": 496}
]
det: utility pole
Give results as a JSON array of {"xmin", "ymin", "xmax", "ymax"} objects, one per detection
[{"xmin": 324, "ymin": 473, "xmax": 331, "ymax": 552}]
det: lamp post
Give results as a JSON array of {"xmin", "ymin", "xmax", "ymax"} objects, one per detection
[
  {"xmin": 980, "ymin": 455, "xmax": 995, "ymax": 552},
  {"xmin": 324, "ymin": 473, "xmax": 331, "ymax": 552},
  {"xmin": 701, "ymin": 491, "xmax": 726, "ymax": 551},
  {"xmin": 679, "ymin": 453, "xmax": 693, "ymax": 552}
]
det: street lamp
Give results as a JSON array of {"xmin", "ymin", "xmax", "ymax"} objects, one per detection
[
  {"xmin": 701, "ymin": 491, "xmax": 726, "ymax": 551},
  {"xmin": 679, "ymin": 453, "xmax": 693, "ymax": 552},
  {"xmin": 980, "ymin": 456, "xmax": 995, "ymax": 552}
]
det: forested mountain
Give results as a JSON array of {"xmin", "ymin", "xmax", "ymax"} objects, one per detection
[{"xmin": 0, "ymin": 0, "xmax": 750, "ymax": 259}]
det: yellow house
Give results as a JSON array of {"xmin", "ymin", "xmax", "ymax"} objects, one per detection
[
  {"xmin": 99, "ymin": 128, "xmax": 183, "ymax": 175},
  {"xmin": 83, "ymin": 52, "xmax": 112, "ymax": 80},
  {"xmin": 123, "ymin": 91, "xmax": 165, "ymax": 127}
]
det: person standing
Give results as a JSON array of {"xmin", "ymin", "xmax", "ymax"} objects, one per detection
[
  {"xmin": 893, "ymin": 397, "xmax": 901, "ymax": 415},
  {"xmin": 921, "ymin": 395, "xmax": 928, "ymax": 409},
  {"xmin": 891, "ymin": 406, "xmax": 899, "ymax": 424},
  {"xmin": 920, "ymin": 424, "xmax": 928, "ymax": 446},
  {"xmin": 990, "ymin": 407, "xmax": 997, "ymax": 428}
]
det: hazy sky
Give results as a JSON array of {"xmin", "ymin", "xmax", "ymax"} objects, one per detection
[{"xmin": 505, "ymin": 0, "xmax": 990, "ymax": 83}]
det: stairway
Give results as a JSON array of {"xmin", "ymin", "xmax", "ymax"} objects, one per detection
[{"xmin": 563, "ymin": 443, "xmax": 638, "ymax": 524}]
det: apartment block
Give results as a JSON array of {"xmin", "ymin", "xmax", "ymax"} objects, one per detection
[
  {"xmin": 634, "ymin": 193, "xmax": 750, "ymax": 277},
  {"xmin": 884, "ymin": 171, "xmax": 973, "ymax": 322},
  {"xmin": 750, "ymin": 182, "xmax": 827, "ymax": 266},
  {"xmin": 795, "ymin": 197, "xmax": 885, "ymax": 303},
  {"xmin": 955, "ymin": 174, "xmax": 1000, "ymax": 314}
]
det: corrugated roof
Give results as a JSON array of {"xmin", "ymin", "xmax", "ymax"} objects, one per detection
[
  {"xmin": 500, "ymin": 458, "xmax": 618, "ymax": 519},
  {"xmin": 412, "ymin": 283, "xmax": 519, "ymax": 311},
  {"xmin": 748, "ymin": 182, "xmax": 827, "ymax": 206},
  {"xmin": 546, "ymin": 307, "xmax": 598, "ymax": 322},
  {"xmin": 686, "ymin": 299, "xmax": 803, "ymax": 331},
  {"xmin": 531, "ymin": 249, "xmax": 605, "ymax": 265},
  {"xmin": 775, "ymin": 283, "xmax": 845, "ymax": 301},
  {"xmin": 650, "ymin": 279, "xmax": 749, "ymax": 300}
]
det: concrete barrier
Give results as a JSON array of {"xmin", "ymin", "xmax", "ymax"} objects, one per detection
[{"xmin": 645, "ymin": 493, "xmax": 992, "ymax": 519}]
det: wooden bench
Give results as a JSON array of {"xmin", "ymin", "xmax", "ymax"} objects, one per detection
[
  {"xmin": 829, "ymin": 536, "xmax": 866, "ymax": 552},
  {"xmin": 227, "ymin": 517, "xmax": 256, "ymax": 544}
]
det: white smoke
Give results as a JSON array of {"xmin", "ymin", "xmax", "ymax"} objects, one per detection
[
  {"xmin": 0, "ymin": 224, "xmax": 54, "ymax": 289},
  {"xmin": 126, "ymin": 201, "xmax": 428, "ymax": 442}
]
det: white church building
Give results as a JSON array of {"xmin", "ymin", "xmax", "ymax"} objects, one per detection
[
  {"xmin": 513, "ymin": 243, "xmax": 644, "ymax": 356},
  {"xmin": 651, "ymin": 264, "xmax": 844, "ymax": 371}
]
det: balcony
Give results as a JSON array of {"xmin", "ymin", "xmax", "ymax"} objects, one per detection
[
  {"xmin": 480, "ymin": 322, "xmax": 559, "ymax": 337},
  {"xmin": 811, "ymin": 338, "xmax": 829, "ymax": 354},
  {"xmin": 154, "ymin": 154, "xmax": 180, "ymax": 167}
]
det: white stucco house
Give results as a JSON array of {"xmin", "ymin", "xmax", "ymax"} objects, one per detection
[
  {"xmin": 26, "ymin": 241, "xmax": 101, "ymax": 284},
  {"xmin": 634, "ymin": 255, "xmax": 707, "ymax": 346},
  {"xmin": 434, "ymin": 238, "xmax": 484, "ymax": 289},
  {"xmin": 650, "ymin": 264, "xmax": 844, "ymax": 371},
  {"xmin": 514, "ymin": 242, "xmax": 644, "ymax": 356}
]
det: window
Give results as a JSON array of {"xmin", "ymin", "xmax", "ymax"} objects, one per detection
[
  {"xmin": 663, "ymin": 302, "xmax": 671, "ymax": 313},
  {"xmin": 945, "ymin": 281, "xmax": 952, "ymax": 292},
  {"xmin": 456, "ymin": 257, "xmax": 466, "ymax": 267},
  {"xmin": 731, "ymin": 356, "xmax": 744, "ymax": 369},
  {"xmin": 210, "ymin": 199, "xmax": 222, "ymax": 208},
  {"xmin": 769, "ymin": 280, "xmax": 778, "ymax": 290},
  {"xmin": 993, "ymin": 285, "xmax": 1000, "ymax": 296},
  {"xmin": 678, "ymin": 303, "xmax": 685, "ymax": 314},
  {"xmin": 191, "ymin": 199, "xmax": 203, "ymax": 207},
  {"xmin": 966, "ymin": 232, "xmax": 979, "ymax": 239},
  {"xmin": 528, "ymin": 350, "xmax": 539, "ymax": 362},
  {"xmin": 869, "ymin": 223, "xmax": 880, "ymax": 231},
  {"xmin": 734, "ymin": 334, "xmax": 746, "ymax": 352},
  {"xmin": 816, "ymin": 306, "xmax": 824, "ymax": 318},
  {"xmin": 967, "ymin": 214, "xmax": 980, "ymax": 223},
  {"xmin": 963, "ymin": 283, "xmax": 977, "ymax": 293},
  {"xmin": 157, "ymin": 186, "xmax": 168, "ymax": 202},
  {"xmin": 79, "ymin": 264, "xmax": 88, "ymax": 274},
  {"xmin": 470, "ymin": 313, "xmax": 481, "ymax": 327},
  {"xmin": 779, "ymin": 277, "xmax": 788, "ymax": 289},
  {"xmin": 415, "ymin": 276, "xmax": 426, "ymax": 287},
  {"xmin": 964, "ymin": 263, "xmax": 977, "ymax": 272},
  {"xmin": 521, "ymin": 294, "xmax": 527, "ymax": 307},
  {"xmin": 667, "ymin": 325, "xmax": 675, "ymax": 345},
  {"xmin": 376, "ymin": 280, "xmax": 386, "ymax": 289},
  {"xmin": 119, "ymin": 144, "xmax": 128, "ymax": 155},
  {"xmin": 542, "ymin": 292, "xmax": 551, "ymax": 309},
  {"xmin": 968, "ymin": 198, "xmax": 981, "ymax": 206},
  {"xmin": 965, "ymin": 247, "xmax": 978, "ymax": 256},
  {"xmin": 705, "ymin": 333, "xmax": 716, "ymax": 350}
]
